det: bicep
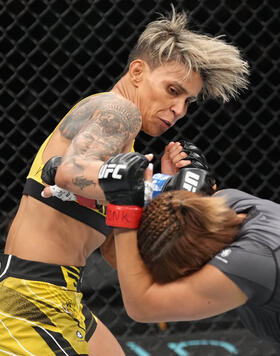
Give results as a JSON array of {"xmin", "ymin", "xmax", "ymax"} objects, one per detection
[
  {"xmin": 141, "ymin": 264, "xmax": 248, "ymax": 322},
  {"xmin": 63, "ymin": 96, "xmax": 142, "ymax": 163},
  {"xmin": 64, "ymin": 121, "xmax": 127, "ymax": 164},
  {"xmin": 55, "ymin": 95, "xmax": 141, "ymax": 193},
  {"xmin": 58, "ymin": 95, "xmax": 141, "ymax": 179}
]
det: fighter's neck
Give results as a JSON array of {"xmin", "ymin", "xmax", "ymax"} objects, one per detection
[{"xmin": 111, "ymin": 75, "xmax": 138, "ymax": 106}]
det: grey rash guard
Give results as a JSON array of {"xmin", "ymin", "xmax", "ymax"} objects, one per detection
[{"xmin": 208, "ymin": 189, "xmax": 280, "ymax": 345}]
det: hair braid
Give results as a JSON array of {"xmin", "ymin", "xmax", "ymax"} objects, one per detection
[{"xmin": 137, "ymin": 190, "xmax": 240, "ymax": 283}]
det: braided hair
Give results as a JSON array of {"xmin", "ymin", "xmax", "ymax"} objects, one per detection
[{"xmin": 138, "ymin": 190, "xmax": 241, "ymax": 284}]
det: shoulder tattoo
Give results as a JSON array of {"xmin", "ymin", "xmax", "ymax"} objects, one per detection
[
  {"xmin": 60, "ymin": 93, "xmax": 142, "ymax": 189},
  {"xmin": 59, "ymin": 93, "xmax": 141, "ymax": 146}
]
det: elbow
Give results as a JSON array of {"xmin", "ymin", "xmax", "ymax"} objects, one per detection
[
  {"xmin": 126, "ymin": 306, "xmax": 145, "ymax": 323},
  {"xmin": 124, "ymin": 299, "xmax": 159, "ymax": 323},
  {"xmin": 126, "ymin": 308, "xmax": 152, "ymax": 323}
]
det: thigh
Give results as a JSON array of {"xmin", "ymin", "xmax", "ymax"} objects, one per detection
[
  {"xmin": 0, "ymin": 277, "xmax": 90, "ymax": 355},
  {"xmin": 88, "ymin": 317, "xmax": 125, "ymax": 356}
]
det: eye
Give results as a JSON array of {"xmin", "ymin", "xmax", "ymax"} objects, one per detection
[{"xmin": 168, "ymin": 87, "xmax": 178, "ymax": 95}]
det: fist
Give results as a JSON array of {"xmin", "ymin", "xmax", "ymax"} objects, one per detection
[
  {"xmin": 163, "ymin": 167, "xmax": 216, "ymax": 196},
  {"xmin": 179, "ymin": 140, "xmax": 209, "ymax": 170},
  {"xmin": 98, "ymin": 152, "xmax": 149, "ymax": 207}
]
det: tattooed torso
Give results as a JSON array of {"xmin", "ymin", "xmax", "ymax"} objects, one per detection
[{"xmin": 6, "ymin": 92, "xmax": 142, "ymax": 265}]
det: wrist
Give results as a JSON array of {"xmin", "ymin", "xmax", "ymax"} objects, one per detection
[
  {"xmin": 152, "ymin": 173, "xmax": 172, "ymax": 199},
  {"xmin": 106, "ymin": 203, "xmax": 143, "ymax": 229},
  {"xmin": 115, "ymin": 228, "xmax": 138, "ymax": 237}
]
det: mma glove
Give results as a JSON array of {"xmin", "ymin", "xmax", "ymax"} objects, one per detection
[
  {"xmin": 153, "ymin": 140, "xmax": 216, "ymax": 196},
  {"xmin": 162, "ymin": 167, "xmax": 215, "ymax": 195},
  {"xmin": 177, "ymin": 139, "xmax": 216, "ymax": 194},
  {"xmin": 179, "ymin": 139, "xmax": 210, "ymax": 171},
  {"xmin": 41, "ymin": 156, "xmax": 62, "ymax": 186},
  {"xmin": 98, "ymin": 152, "xmax": 149, "ymax": 229},
  {"xmin": 41, "ymin": 155, "xmax": 105, "ymax": 208},
  {"xmin": 41, "ymin": 155, "xmax": 76, "ymax": 202}
]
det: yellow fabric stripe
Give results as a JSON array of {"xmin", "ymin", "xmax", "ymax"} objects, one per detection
[{"xmin": 0, "ymin": 277, "xmax": 90, "ymax": 354}]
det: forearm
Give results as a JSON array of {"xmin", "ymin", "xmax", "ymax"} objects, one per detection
[
  {"xmin": 55, "ymin": 158, "xmax": 106, "ymax": 200},
  {"xmin": 100, "ymin": 232, "xmax": 117, "ymax": 269},
  {"xmin": 114, "ymin": 228, "xmax": 154, "ymax": 319}
]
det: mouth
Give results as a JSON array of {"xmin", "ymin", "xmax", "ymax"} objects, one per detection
[{"xmin": 159, "ymin": 118, "xmax": 172, "ymax": 128}]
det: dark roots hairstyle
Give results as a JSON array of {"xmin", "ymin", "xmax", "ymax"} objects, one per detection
[
  {"xmin": 138, "ymin": 190, "xmax": 241, "ymax": 284},
  {"xmin": 125, "ymin": 5, "xmax": 249, "ymax": 102}
]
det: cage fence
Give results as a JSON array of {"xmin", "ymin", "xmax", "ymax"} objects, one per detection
[{"xmin": 1, "ymin": 0, "xmax": 280, "ymax": 355}]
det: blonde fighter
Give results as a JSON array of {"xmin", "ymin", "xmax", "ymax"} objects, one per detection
[{"xmin": 2, "ymin": 7, "xmax": 248, "ymax": 356}]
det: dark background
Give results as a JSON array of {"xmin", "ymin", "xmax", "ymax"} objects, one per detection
[{"xmin": 1, "ymin": 0, "xmax": 280, "ymax": 355}]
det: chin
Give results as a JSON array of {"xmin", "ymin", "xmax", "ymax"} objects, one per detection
[
  {"xmin": 142, "ymin": 125, "xmax": 166, "ymax": 137},
  {"xmin": 142, "ymin": 128, "xmax": 161, "ymax": 137}
]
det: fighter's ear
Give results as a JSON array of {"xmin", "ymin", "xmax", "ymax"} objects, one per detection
[{"xmin": 129, "ymin": 59, "xmax": 146, "ymax": 86}]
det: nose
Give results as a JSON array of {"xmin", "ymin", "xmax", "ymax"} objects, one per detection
[{"xmin": 171, "ymin": 100, "xmax": 187, "ymax": 121}]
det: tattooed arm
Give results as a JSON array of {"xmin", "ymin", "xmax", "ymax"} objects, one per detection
[{"xmin": 55, "ymin": 92, "xmax": 142, "ymax": 200}]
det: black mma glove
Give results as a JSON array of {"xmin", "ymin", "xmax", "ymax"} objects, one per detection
[
  {"xmin": 162, "ymin": 140, "xmax": 216, "ymax": 195},
  {"xmin": 98, "ymin": 152, "xmax": 149, "ymax": 228},
  {"xmin": 179, "ymin": 140, "xmax": 209, "ymax": 170},
  {"xmin": 41, "ymin": 156, "xmax": 62, "ymax": 185},
  {"xmin": 163, "ymin": 167, "xmax": 215, "ymax": 195}
]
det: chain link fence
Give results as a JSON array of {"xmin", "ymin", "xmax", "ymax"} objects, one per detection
[{"xmin": 1, "ymin": 0, "xmax": 280, "ymax": 355}]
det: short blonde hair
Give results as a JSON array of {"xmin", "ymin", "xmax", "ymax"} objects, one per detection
[{"xmin": 127, "ymin": 6, "xmax": 249, "ymax": 102}]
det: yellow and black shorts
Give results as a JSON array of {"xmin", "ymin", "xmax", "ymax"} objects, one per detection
[{"xmin": 0, "ymin": 253, "xmax": 97, "ymax": 355}]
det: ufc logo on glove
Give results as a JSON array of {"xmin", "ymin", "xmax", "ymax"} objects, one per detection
[
  {"xmin": 98, "ymin": 152, "xmax": 149, "ymax": 229},
  {"xmin": 183, "ymin": 171, "xmax": 201, "ymax": 192},
  {"xmin": 98, "ymin": 164, "xmax": 126, "ymax": 179}
]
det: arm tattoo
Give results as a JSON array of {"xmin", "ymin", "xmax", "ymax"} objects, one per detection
[
  {"xmin": 73, "ymin": 176, "xmax": 96, "ymax": 190},
  {"xmin": 60, "ymin": 93, "xmax": 142, "ymax": 190},
  {"xmin": 59, "ymin": 97, "xmax": 94, "ymax": 140}
]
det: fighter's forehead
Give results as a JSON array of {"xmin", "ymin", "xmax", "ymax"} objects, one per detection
[{"xmin": 151, "ymin": 61, "xmax": 203, "ymax": 96}]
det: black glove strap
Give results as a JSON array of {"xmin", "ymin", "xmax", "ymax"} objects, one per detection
[{"xmin": 41, "ymin": 156, "xmax": 62, "ymax": 185}]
